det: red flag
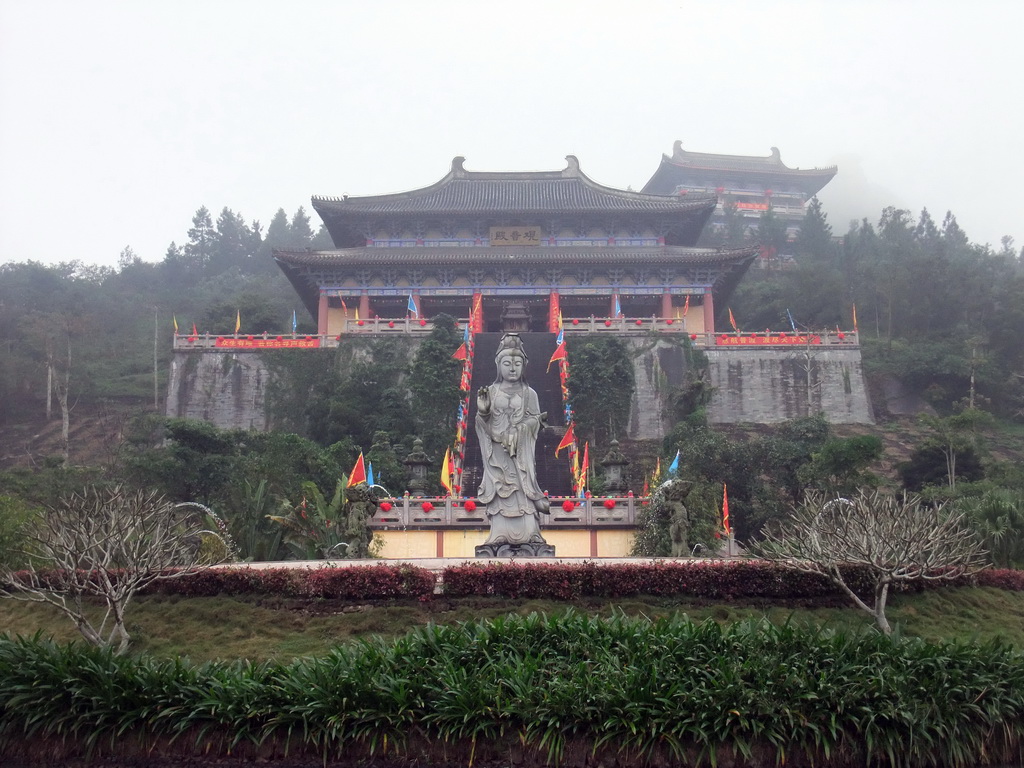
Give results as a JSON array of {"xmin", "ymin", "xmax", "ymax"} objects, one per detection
[
  {"xmin": 555, "ymin": 423, "xmax": 576, "ymax": 457},
  {"xmin": 578, "ymin": 442, "xmax": 589, "ymax": 487},
  {"xmin": 642, "ymin": 478, "xmax": 649, "ymax": 497},
  {"xmin": 346, "ymin": 453, "xmax": 366, "ymax": 487},
  {"xmin": 728, "ymin": 308, "xmax": 739, "ymax": 333},
  {"xmin": 722, "ymin": 483, "xmax": 731, "ymax": 535},
  {"xmin": 452, "ymin": 343, "xmax": 467, "ymax": 360},
  {"xmin": 440, "ymin": 446, "xmax": 453, "ymax": 494},
  {"xmin": 192, "ymin": 322, "xmax": 198, "ymax": 336},
  {"xmin": 547, "ymin": 341, "xmax": 566, "ymax": 372},
  {"xmin": 683, "ymin": 294, "xmax": 690, "ymax": 317}
]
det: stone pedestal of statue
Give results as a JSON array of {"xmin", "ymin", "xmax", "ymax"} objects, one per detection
[
  {"xmin": 473, "ymin": 333, "xmax": 555, "ymax": 559},
  {"xmin": 475, "ymin": 541, "xmax": 556, "ymax": 558}
]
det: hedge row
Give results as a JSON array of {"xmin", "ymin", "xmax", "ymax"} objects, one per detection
[
  {"xmin": 144, "ymin": 563, "xmax": 437, "ymax": 599},
  {"xmin": 3, "ymin": 614, "xmax": 1024, "ymax": 765},
  {"xmin": 9, "ymin": 562, "xmax": 1021, "ymax": 602}
]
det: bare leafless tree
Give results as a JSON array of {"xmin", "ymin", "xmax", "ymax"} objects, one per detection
[
  {"xmin": 750, "ymin": 489, "xmax": 988, "ymax": 634},
  {"xmin": 1, "ymin": 486, "xmax": 229, "ymax": 653}
]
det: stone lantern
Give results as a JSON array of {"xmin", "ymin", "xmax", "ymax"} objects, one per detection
[
  {"xmin": 600, "ymin": 439, "xmax": 630, "ymax": 494},
  {"xmin": 403, "ymin": 437, "xmax": 432, "ymax": 497}
]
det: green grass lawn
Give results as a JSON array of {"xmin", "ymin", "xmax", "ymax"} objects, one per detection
[{"xmin": 2, "ymin": 587, "xmax": 1022, "ymax": 662}]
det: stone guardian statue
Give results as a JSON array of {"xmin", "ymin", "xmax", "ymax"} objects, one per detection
[{"xmin": 474, "ymin": 334, "xmax": 554, "ymax": 557}]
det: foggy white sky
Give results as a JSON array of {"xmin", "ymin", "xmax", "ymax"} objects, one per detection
[{"xmin": 1, "ymin": 0, "xmax": 1021, "ymax": 268}]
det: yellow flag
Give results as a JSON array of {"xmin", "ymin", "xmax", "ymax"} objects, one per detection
[
  {"xmin": 172, "ymin": 315, "xmax": 178, "ymax": 334},
  {"xmin": 440, "ymin": 446, "xmax": 452, "ymax": 493},
  {"xmin": 234, "ymin": 310, "xmax": 241, "ymax": 334}
]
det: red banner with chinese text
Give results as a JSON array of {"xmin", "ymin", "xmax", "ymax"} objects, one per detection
[
  {"xmin": 214, "ymin": 337, "xmax": 321, "ymax": 349},
  {"xmin": 715, "ymin": 334, "xmax": 821, "ymax": 346}
]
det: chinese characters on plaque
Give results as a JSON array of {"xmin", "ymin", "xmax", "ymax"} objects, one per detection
[{"xmin": 489, "ymin": 227, "xmax": 541, "ymax": 246}]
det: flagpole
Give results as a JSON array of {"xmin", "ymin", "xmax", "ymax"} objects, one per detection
[{"xmin": 153, "ymin": 306, "xmax": 158, "ymax": 410}]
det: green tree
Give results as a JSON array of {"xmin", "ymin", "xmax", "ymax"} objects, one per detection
[
  {"xmin": 409, "ymin": 314, "xmax": 462, "ymax": 456},
  {"xmin": 567, "ymin": 336, "xmax": 635, "ymax": 446},
  {"xmin": 793, "ymin": 197, "xmax": 833, "ymax": 261},
  {"xmin": 184, "ymin": 206, "xmax": 216, "ymax": 272}
]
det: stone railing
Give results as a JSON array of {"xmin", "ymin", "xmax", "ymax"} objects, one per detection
[{"xmin": 369, "ymin": 495, "xmax": 639, "ymax": 530}]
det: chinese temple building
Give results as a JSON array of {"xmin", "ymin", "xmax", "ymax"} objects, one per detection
[
  {"xmin": 642, "ymin": 141, "xmax": 837, "ymax": 242},
  {"xmin": 274, "ymin": 155, "xmax": 759, "ymax": 335}
]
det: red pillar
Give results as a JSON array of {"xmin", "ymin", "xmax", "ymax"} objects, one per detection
[
  {"xmin": 703, "ymin": 290, "xmax": 715, "ymax": 333},
  {"xmin": 548, "ymin": 291, "xmax": 561, "ymax": 332},
  {"xmin": 661, "ymin": 290, "xmax": 673, "ymax": 321},
  {"xmin": 470, "ymin": 292, "xmax": 483, "ymax": 333},
  {"xmin": 359, "ymin": 291, "xmax": 370, "ymax": 321},
  {"xmin": 317, "ymin": 291, "xmax": 329, "ymax": 335},
  {"xmin": 609, "ymin": 293, "xmax": 620, "ymax": 318}
]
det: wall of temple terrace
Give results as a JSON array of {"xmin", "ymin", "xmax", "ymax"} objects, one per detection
[{"xmin": 166, "ymin": 340, "xmax": 873, "ymax": 440}]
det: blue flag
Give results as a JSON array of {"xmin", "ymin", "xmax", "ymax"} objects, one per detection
[
  {"xmin": 668, "ymin": 450, "xmax": 679, "ymax": 475},
  {"xmin": 291, "ymin": 309, "xmax": 297, "ymax": 334},
  {"xmin": 614, "ymin": 295, "xmax": 622, "ymax": 318},
  {"xmin": 407, "ymin": 295, "xmax": 418, "ymax": 317},
  {"xmin": 366, "ymin": 461, "xmax": 375, "ymax": 487},
  {"xmin": 786, "ymin": 308, "xmax": 797, "ymax": 332}
]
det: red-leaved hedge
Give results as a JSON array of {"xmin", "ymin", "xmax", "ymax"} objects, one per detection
[
  {"xmin": 7, "ymin": 563, "xmax": 1020, "ymax": 603},
  {"xmin": 976, "ymin": 568, "xmax": 1024, "ymax": 591},
  {"xmin": 438, "ymin": 561, "xmax": 1014, "ymax": 601},
  {"xmin": 142, "ymin": 564, "xmax": 436, "ymax": 600}
]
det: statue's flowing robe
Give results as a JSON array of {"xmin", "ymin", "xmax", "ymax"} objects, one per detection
[{"xmin": 476, "ymin": 383, "xmax": 545, "ymax": 545}]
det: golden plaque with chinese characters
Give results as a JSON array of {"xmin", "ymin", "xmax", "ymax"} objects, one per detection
[{"xmin": 489, "ymin": 227, "xmax": 541, "ymax": 246}]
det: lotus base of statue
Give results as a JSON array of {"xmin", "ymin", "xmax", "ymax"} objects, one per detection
[{"xmin": 475, "ymin": 541, "xmax": 556, "ymax": 558}]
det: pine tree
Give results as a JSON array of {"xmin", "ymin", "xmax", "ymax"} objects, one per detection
[{"xmin": 794, "ymin": 197, "xmax": 833, "ymax": 260}]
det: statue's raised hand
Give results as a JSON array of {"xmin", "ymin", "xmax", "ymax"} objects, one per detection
[{"xmin": 476, "ymin": 386, "xmax": 491, "ymax": 416}]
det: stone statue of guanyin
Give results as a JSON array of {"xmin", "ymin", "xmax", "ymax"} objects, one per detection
[{"xmin": 474, "ymin": 334, "xmax": 554, "ymax": 557}]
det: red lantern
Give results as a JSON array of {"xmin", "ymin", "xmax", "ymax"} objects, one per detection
[
  {"xmin": 604, "ymin": 319, "xmax": 612, "ymax": 327},
  {"xmin": 419, "ymin": 318, "xmax": 427, "ymax": 326},
  {"xmin": 276, "ymin": 336, "xmax": 283, "ymax": 341},
  {"xmin": 603, "ymin": 498, "xmax": 616, "ymax": 510},
  {"xmin": 187, "ymin": 336, "xmax": 196, "ymax": 342},
  {"xmin": 572, "ymin": 318, "xmax": 579, "ymax": 325},
  {"xmin": 464, "ymin": 499, "xmax": 477, "ymax": 512},
  {"xmin": 379, "ymin": 501, "xmax": 392, "ymax": 512},
  {"xmin": 454, "ymin": 485, "xmax": 461, "ymax": 493},
  {"xmin": 388, "ymin": 321, "xmax": 395, "ymax": 328},
  {"xmin": 585, "ymin": 491, "xmax": 592, "ymax": 499},
  {"xmin": 562, "ymin": 499, "xmax": 576, "ymax": 512},
  {"xmin": 666, "ymin": 319, "xmax": 673, "ymax": 325},
  {"xmin": 421, "ymin": 501, "xmax": 434, "ymax": 513},
  {"xmin": 248, "ymin": 335, "xmax": 254, "ymax": 341},
  {"xmin": 838, "ymin": 332, "xmax": 846, "ymax": 340},
  {"xmin": 635, "ymin": 319, "xmax": 642, "ymax": 326},
  {"xmin": 690, "ymin": 334, "xmax": 697, "ymax": 341},
  {"xmin": 357, "ymin": 320, "xmax": 364, "ymax": 326}
]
